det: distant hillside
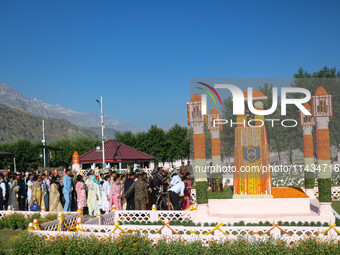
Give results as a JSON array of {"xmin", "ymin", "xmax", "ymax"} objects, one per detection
[
  {"xmin": 0, "ymin": 104, "xmax": 99, "ymax": 143},
  {"xmin": 0, "ymin": 83, "xmax": 139, "ymax": 133}
]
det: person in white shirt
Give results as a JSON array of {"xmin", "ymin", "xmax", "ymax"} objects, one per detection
[
  {"xmin": 170, "ymin": 170, "xmax": 184, "ymax": 187},
  {"xmin": 101, "ymin": 175, "xmax": 112, "ymax": 214},
  {"xmin": 169, "ymin": 176, "xmax": 188, "ymax": 210},
  {"xmin": 26, "ymin": 174, "xmax": 34, "ymax": 210}
]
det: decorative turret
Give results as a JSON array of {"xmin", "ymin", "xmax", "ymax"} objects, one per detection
[{"xmin": 187, "ymin": 93, "xmax": 208, "ymax": 203}]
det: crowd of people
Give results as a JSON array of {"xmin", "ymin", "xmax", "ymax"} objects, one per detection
[{"xmin": 0, "ymin": 161, "xmax": 194, "ymax": 214}]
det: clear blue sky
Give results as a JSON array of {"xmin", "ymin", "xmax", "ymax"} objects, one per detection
[{"xmin": 0, "ymin": 0, "xmax": 339, "ymax": 130}]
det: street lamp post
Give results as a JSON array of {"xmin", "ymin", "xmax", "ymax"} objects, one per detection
[{"xmin": 96, "ymin": 96, "xmax": 106, "ymax": 169}]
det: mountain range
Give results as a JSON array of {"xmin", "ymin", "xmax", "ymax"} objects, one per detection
[
  {"xmin": 0, "ymin": 83, "xmax": 139, "ymax": 142},
  {"xmin": 0, "ymin": 103, "xmax": 98, "ymax": 143}
]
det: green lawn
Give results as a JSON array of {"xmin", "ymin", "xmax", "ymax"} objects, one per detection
[
  {"xmin": 0, "ymin": 229, "xmax": 23, "ymax": 254},
  {"xmin": 333, "ymin": 201, "xmax": 340, "ymax": 214}
]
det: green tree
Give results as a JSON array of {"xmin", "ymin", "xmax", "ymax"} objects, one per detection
[
  {"xmin": 114, "ymin": 131, "xmax": 137, "ymax": 148},
  {"xmin": 49, "ymin": 135, "xmax": 100, "ymax": 167},
  {"xmin": 144, "ymin": 125, "xmax": 167, "ymax": 164},
  {"xmin": 0, "ymin": 140, "xmax": 41, "ymax": 171},
  {"xmin": 166, "ymin": 124, "xmax": 189, "ymax": 164}
]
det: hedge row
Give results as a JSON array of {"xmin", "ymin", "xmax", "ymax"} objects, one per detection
[
  {"xmin": 8, "ymin": 232, "xmax": 340, "ymax": 255},
  {"xmin": 119, "ymin": 219, "xmax": 332, "ymax": 227},
  {"xmin": 0, "ymin": 213, "xmax": 58, "ymax": 230}
]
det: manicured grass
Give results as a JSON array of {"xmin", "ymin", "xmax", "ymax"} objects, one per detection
[
  {"xmin": 332, "ymin": 201, "xmax": 340, "ymax": 214},
  {"xmin": 0, "ymin": 229, "xmax": 23, "ymax": 253},
  {"xmin": 207, "ymin": 188, "xmax": 233, "ymax": 199}
]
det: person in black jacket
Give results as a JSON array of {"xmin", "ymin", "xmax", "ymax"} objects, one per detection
[
  {"xmin": 18, "ymin": 174, "xmax": 26, "ymax": 211},
  {"xmin": 0, "ymin": 173, "xmax": 9, "ymax": 210},
  {"xmin": 124, "ymin": 172, "xmax": 136, "ymax": 210}
]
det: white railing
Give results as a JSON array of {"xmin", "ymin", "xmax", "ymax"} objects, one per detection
[
  {"xmin": 40, "ymin": 212, "xmax": 80, "ymax": 231},
  {"xmin": 84, "ymin": 209, "xmax": 195, "ymax": 225}
]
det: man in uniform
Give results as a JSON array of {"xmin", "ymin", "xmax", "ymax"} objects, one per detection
[
  {"xmin": 124, "ymin": 173, "xmax": 148, "ymax": 210},
  {"xmin": 179, "ymin": 162, "xmax": 186, "ymax": 173},
  {"xmin": 185, "ymin": 161, "xmax": 193, "ymax": 175}
]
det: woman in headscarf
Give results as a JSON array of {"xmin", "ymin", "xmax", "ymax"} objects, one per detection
[
  {"xmin": 29, "ymin": 175, "xmax": 45, "ymax": 211},
  {"xmin": 75, "ymin": 175, "xmax": 87, "ymax": 212},
  {"xmin": 101, "ymin": 175, "xmax": 111, "ymax": 214},
  {"xmin": 49, "ymin": 177, "xmax": 63, "ymax": 212},
  {"xmin": 109, "ymin": 175, "xmax": 122, "ymax": 210},
  {"xmin": 92, "ymin": 175, "xmax": 102, "ymax": 216}
]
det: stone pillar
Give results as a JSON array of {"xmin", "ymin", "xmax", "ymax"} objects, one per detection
[
  {"xmin": 187, "ymin": 93, "xmax": 208, "ymax": 204},
  {"xmin": 207, "ymin": 108, "xmax": 223, "ymax": 187},
  {"xmin": 312, "ymin": 87, "xmax": 333, "ymax": 217},
  {"xmin": 299, "ymin": 103, "xmax": 315, "ymax": 198}
]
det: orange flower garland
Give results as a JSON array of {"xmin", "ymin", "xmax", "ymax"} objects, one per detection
[{"xmin": 271, "ymin": 187, "xmax": 309, "ymax": 199}]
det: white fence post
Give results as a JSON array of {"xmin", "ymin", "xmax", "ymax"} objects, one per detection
[{"xmin": 150, "ymin": 205, "xmax": 158, "ymax": 222}]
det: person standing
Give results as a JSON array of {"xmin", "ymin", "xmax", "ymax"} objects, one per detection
[
  {"xmin": 86, "ymin": 173, "xmax": 96, "ymax": 216},
  {"xmin": 109, "ymin": 175, "xmax": 122, "ymax": 210},
  {"xmin": 185, "ymin": 161, "xmax": 193, "ymax": 176},
  {"xmin": 124, "ymin": 173, "xmax": 148, "ymax": 210},
  {"xmin": 49, "ymin": 177, "xmax": 63, "ymax": 212},
  {"xmin": 124, "ymin": 172, "xmax": 136, "ymax": 210},
  {"xmin": 169, "ymin": 176, "xmax": 188, "ymax": 210},
  {"xmin": 120, "ymin": 175, "xmax": 127, "ymax": 210},
  {"xmin": 29, "ymin": 175, "xmax": 45, "ymax": 211},
  {"xmin": 179, "ymin": 162, "xmax": 186, "ymax": 173},
  {"xmin": 41, "ymin": 174, "xmax": 49, "ymax": 211},
  {"xmin": 18, "ymin": 174, "xmax": 26, "ymax": 211},
  {"xmin": 75, "ymin": 175, "xmax": 87, "ymax": 212},
  {"xmin": 0, "ymin": 173, "xmax": 8, "ymax": 210},
  {"xmin": 101, "ymin": 175, "xmax": 111, "ymax": 214},
  {"xmin": 92, "ymin": 175, "xmax": 102, "ymax": 216},
  {"xmin": 26, "ymin": 174, "xmax": 34, "ymax": 210},
  {"xmin": 181, "ymin": 173, "xmax": 192, "ymax": 210},
  {"xmin": 62, "ymin": 169, "xmax": 73, "ymax": 212},
  {"xmin": 8, "ymin": 174, "xmax": 19, "ymax": 210}
]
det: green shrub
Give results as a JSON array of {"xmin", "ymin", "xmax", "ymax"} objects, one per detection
[
  {"xmin": 196, "ymin": 181, "xmax": 208, "ymax": 204},
  {"xmin": 207, "ymin": 187, "xmax": 233, "ymax": 199},
  {"xmin": 8, "ymin": 233, "xmax": 340, "ymax": 255},
  {"xmin": 304, "ymin": 177, "xmax": 315, "ymax": 189},
  {"xmin": 318, "ymin": 178, "xmax": 332, "ymax": 202},
  {"xmin": 0, "ymin": 213, "xmax": 58, "ymax": 230}
]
